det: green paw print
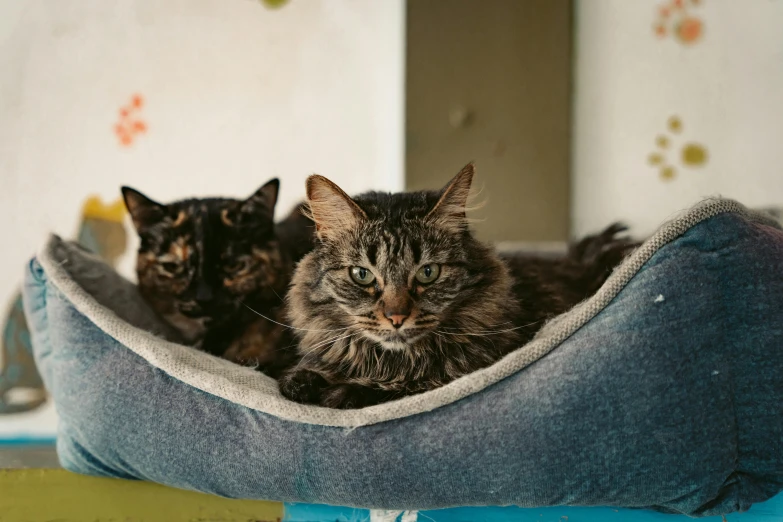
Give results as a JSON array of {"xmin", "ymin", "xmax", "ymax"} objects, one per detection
[
  {"xmin": 648, "ymin": 116, "xmax": 708, "ymax": 181},
  {"xmin": 261, "ymin": 0, "xmax": 289, "ymax": 8}
]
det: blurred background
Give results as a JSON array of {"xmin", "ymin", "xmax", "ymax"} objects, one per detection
[{"xmin": 1, "ymin": 0, "xmax": 782, "ymax": 442}]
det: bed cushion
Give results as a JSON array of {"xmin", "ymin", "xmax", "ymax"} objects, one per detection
[{"xmin": 21, "ymin": 198, "xmax": 783, "ymax": 517}]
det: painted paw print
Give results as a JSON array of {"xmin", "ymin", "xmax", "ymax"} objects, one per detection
[
  {"xmin": 654, "ymin": 0, "xmax": 704, "ymax": 45},
  {"xmin": 113, "ymin": 94, "xmax": 147, "ymax": 147},
  {"xmin": 261, "ymin": 0, "xmax": 289, "ymax": 8},
  {"xmin": 648, "ymin": 116, "xmax": 708, "ymax": 182}
]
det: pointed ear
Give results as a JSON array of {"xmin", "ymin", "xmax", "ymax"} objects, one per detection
[
  {"xmin": 121, "ymin": 186, "xmax": 166, "ymax": 230},
  {"xmin": 305, "ymin": 175, "xmax": 366, "ymax": 239},
  {"xmin": 222, "ymin": 178, "xmax": 279, "ymax": 226},
  {"xmin": 426, "ymin": 162, "xmax": 475, "ymax": 232},
  {"xmin": 247, "ymin": 177, "xmax": 279, "ymax": 212}
]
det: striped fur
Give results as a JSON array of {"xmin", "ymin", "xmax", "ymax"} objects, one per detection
[{"xmin": 279, "ymin": 164, "xmax": 637, "ymax": 408}]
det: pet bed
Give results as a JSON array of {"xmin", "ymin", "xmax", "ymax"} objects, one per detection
[{"xmin": 21, "ymin": 198, "xmax": 783, "ymax": 518}]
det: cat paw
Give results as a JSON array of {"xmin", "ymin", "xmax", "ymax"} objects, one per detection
[
  {"xmin": 320, "ymin": 384, "xmax": 389, "ymax": 409},
  {"xmin": 647, "ymin": 115, "xmax": 708, "ymax": 182},
  {"xmin": 278, "ymin": 369, "xmax": 329, "ymax": 405}
]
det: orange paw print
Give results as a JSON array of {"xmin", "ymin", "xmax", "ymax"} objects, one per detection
[
  {"xmin": 114, "ymin": 94, "xmax": 147, "ymax": 147},
  {"xmin": 654, "ymin": 0, "xmax": 703, "ymax": 45}
]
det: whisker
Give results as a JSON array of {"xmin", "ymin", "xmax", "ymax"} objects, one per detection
[
  {"xmin": 270, "ymin": 339, "xmax": 300, "ymax": 353},
  {"xmin": 436, "ymin": 320, "xmax": 514, "ymax": 332},
  {"xmin": 308, "ymin": 332, "xmax": 355, "ymax": 351},
  {"xmin": 270, "ymin": 287, "xmax": 285, "ymax": 304},
  {"xmin": 436, "ymin": 320, "xmax": 543, "ymax": 337},
  {"xmin": 243, "ymin": 303, "xmax": 350, "ymax": 333},
  {"xmin": 432, "ymin": 331, "xmax": 448, "ymax": 342}
]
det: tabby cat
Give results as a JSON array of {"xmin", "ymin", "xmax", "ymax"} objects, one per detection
[
  {"xmin": 278, "ymin": 164, "xmax": 636, "ymax": 408},
  {"xmin": 122, "ymin": 179, "xmax": 313, "ymax": 376}
]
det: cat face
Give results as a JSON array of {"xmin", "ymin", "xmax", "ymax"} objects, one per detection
[
  {"xmin": 294, "ymin": 164, "xmax": 496, "ymax": 351},
  {"xmin": 122, "ymin": 180, "xmax": 285, "ymax": 341}
]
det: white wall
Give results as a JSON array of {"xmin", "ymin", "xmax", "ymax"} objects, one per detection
[
  {"xmin": 573, "ymin": 0, "xmax": 783, "ymax": 237},
  {"xmin": 0, "ymin": 0, "xmax": 404, "ymax": 439}
]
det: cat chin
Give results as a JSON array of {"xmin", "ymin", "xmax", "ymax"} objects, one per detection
[
  {"xmin": 376, "ymin": 339, "xmax": 410, "ymax": 352},
  {"xmin": 361, "ymin": 331, "xmax": 429, "ymax": 351},
  {"xmin": 356, "ymin": 330, "xmax": 407, "ymax": 351}
]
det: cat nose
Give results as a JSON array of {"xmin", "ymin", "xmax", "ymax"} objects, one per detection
[
  {"xmin": 195, "ymin": 282, "xmax": 214, "ymax": 304},
  {"xmin": 383, "ymin": 289, "xmax": 411, "ymax": 328},
  {"xmin": 385, "ymin": 312, "xmax": 409, "ymax": 329}
]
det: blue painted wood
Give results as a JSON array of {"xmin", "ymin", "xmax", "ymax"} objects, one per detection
[
  {"xmin": 0, "ymin": 437, "xmax": 57, "ymax": 446},
  {"xmin": 285, "ymin": 503, "xmax": 368, "ymax": 522},
  {"xmin": 284, "ymin": 493, "xmax": 783, "ymax": 521}
]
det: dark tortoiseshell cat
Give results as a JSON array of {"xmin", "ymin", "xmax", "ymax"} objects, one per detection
[
  {"xmin": 122, "ymin": 179, "xmax": 313, "ymax": 376},
  {"xmin": 278, "ymin": 164, "xmax": 636, "ymax": 408}
]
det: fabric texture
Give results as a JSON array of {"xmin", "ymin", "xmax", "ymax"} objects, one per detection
[{"xmin": 21, "ymin": 198, "xmax": 783, "ymax": 516}]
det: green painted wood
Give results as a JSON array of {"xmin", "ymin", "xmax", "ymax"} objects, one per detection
[{"xmin": 0, "ymin": 469, "xmax": 283, "ymax": 522}]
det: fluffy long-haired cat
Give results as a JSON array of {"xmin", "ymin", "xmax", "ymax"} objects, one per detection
[
  {"xmin": 278, "ymin": 164, "xmax": 636, "ymax": 408},
  {"xmin": 122, "ymin": 179, "xmax": 313, "ymax": 377}
]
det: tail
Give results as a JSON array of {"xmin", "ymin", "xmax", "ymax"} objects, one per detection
[{"xmin": 568, "ymin": 222, "xmax": 639, "ymax": 295}]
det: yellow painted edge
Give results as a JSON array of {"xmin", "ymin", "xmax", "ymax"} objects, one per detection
[
  {"xmin": 80, "ymin": 195, "xmax": 127, "ymax": 222},
  {"xmin": 0, "ymin": 469, "xmax": 283, "ymax": 522}
]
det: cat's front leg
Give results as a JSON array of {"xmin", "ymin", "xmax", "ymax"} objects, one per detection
[
  {"xmin": 198, "ymin": 324, "xmax": 232, "ymax": 357},
  {"xmin": 278, "ymin": 368, "xmax": 330, "ymax": 405}
]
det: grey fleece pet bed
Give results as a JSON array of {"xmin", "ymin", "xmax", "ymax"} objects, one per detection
[{"xmin": 21, "ymin": 198, "xmax": 783, "ymax": 517}]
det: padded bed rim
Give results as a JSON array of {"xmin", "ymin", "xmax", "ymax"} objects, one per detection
[{"xmin": 33, "ymin": 198, "xmax": 778, "ymax": 427}]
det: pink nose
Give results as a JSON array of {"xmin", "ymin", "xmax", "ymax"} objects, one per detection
[
  {"xmin": 383, "ymin": 289, "xmax": 412, "ymax": 329},
  {"xmin": 386, "ymin": 313, "xmax": 409, "ymax": 329}
]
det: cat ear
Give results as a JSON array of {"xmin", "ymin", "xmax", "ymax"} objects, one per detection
[
  {"xmin": 243, "ymin": 177, "xmax": 279, "ymax": 217},
  {"xmin": 305, "ymin": 175, "xmax": 366, "ymax": 239},
  {"xmin": 247, "ymin": 178, "xmax": 279, "ymax": 213},
  {"xmin": 223, "ymin": 178, "xmax": 279, "ymax": 226},
  {"xmin": 121, "ymin": 186, "xmax": 166, "ymax": 230},
  {"xmin": 426, "ymin": 162, "xmax": 475, "ymax": 232}
]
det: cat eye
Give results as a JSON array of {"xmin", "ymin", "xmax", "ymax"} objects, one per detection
[
  {"xmin": 224, "ymin": 258, "xmax": 252, "ymax": 275},
  {"xmin": 160, "ymin": 262, "xmax": 181, "ymax": 274},
  {"xmin": 415, "ymin": 264, "xmax": 440, "ymax": 284},
  {"xmin": 349, "ymin": 266, "xmax": 376, "ymax": 286}
]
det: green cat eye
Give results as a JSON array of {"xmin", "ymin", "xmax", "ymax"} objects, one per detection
[
  {"xmin": 350, "ymin": 266, "xmax": 376, "ymax": 286},
  {"xmin": 415, "ymin": 264, "xmax": 440, "ymax": 284}
]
